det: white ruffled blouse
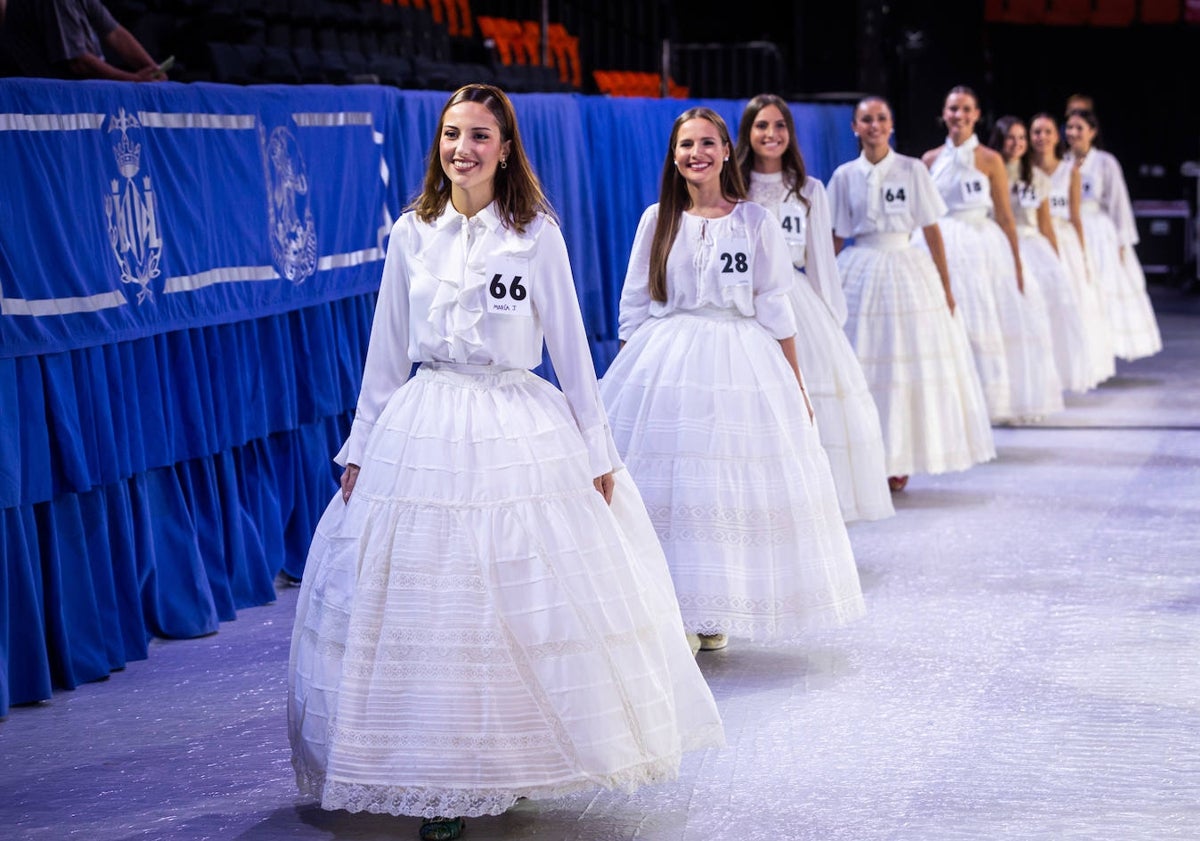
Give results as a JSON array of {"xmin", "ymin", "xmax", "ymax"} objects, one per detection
[{"xmin": 337, "ymin": 202, "xmax": 617, "ymax": 477}]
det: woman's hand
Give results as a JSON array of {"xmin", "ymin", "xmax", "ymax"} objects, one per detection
[
  {"xmin": 340, "ymin": 464, "xmax": 361, "ymax": 503},
  {"xmin": 945, "ymin": 286, "xmax": 957, "ymax": 316},
  {"xmin": 593, "ymin": 472, "xmax": 615, "ymax": 505}
]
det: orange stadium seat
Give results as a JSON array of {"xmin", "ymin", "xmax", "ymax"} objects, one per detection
[{"xmin": 1043, "ymin": 0, "xmax": 1091, "ymax": 25}]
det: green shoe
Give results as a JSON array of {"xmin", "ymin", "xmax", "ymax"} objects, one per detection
[{"xmin": 419, "ymin": 817, "xmax": 465, "ymax": 840}]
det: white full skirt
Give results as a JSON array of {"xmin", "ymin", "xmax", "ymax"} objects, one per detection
[
  {"xmin": 838, "ymin": 243, "xmax": 995, "ymax": 477},
  {"xmin": 920, "ymin": 216, "xmax": 1012, "ymax": 420},
  {"xmin": 1018, "ymin": 230, "xmax": 1092, "ymax": 393},
  {"xmin": 599, "ymin": 311, "xmax": 865, "ymax": 641},
  {"xmin": 1052, "ymin": 218, "xmax": 1115, "ymax": 386},
  {"xmin": 1080, "ymin": 211, "xmax": 1162, "ymax": 361},
  {"xmin": 289, "ymin": 365, "xmax": 724, "ymax": 818},
  {"xmin": 789, "ymin": 271, "xmax": 894, "ymax": 523}
]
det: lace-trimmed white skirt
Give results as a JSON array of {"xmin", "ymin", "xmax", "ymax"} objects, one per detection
[
  {"xmin": 599, "ymin": 310, "xmax": 865, "ymax": 641},
  {"xmin": 788, "ymin": 271, "xmax": 894, "ymax": 523},
  {"xmin": 838, "ymin": 241, "xmax": 995, "ymax": 477},
  {"xmin": 288, "ymin": 364, "xmax": 723, "ymax": 818}
]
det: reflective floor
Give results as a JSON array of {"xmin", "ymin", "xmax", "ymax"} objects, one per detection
[{"xmin": 2, "ymin": 307, "xmax": 1198, "ymax": 841}]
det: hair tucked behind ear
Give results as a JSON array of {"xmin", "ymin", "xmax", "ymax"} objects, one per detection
[
  {"xmin": 409, "ymin": 84, "xmax": 553, "ymax": 233},
  {"xmin": 648, "ymin": 107, "xmax": 744, "ymax": 303}
]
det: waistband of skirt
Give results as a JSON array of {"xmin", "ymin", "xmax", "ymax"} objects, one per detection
[
  {"xmin": 663, "ymin": 305, "xmax": 749, "ymax": 321},
  {"xmin": 1080, "ymin": 202, "xmax": 1102, "ymax": 215},
  {"xmin": 853, "ymin": 232, "xmax": 911, "ymax": 250},
  {"xmin": 418, "ymin": 361, "xmax": 531, "ymax": 384},
  {"xmin": 946, "ymin": 208, "xmax": 990, "ymax": 222}
]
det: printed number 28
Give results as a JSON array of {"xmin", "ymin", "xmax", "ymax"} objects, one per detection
[
  {"xmin": 720, "ymin": 252, "xmax": 748, "ymax": 273},
  {"xmin": 490, "ymin": 273, "xmax": 526, "ymax": 300}
]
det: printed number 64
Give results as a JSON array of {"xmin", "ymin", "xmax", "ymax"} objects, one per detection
[{"xmin": 490, "ymin": 273, "xmax": 527, "ymax": 300}]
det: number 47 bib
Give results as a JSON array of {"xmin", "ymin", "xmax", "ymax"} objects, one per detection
[{"xmin": 486, "ymin": 258, "xmax": 532, "ymax": 316}]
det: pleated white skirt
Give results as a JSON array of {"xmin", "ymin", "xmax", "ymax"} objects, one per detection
[
  {"xmin": 1080, "ymin": 210, "xmax": 1162, "ymax": 361},
  {"xmin": 600, "ymin": 310, "xmax": 865, "ymax": 641},
  {"xmin": 1018, "ymin": 229, "xmax": 1092, "ymax": 393},
  {"xmin": 789, "ymin": 271, "xmax": 894, "ymax": 523},
  {"xmin": 838, "ymin": 241, "xmax": 995, "ymax": 477},
  {"xmin": 289, "ymin": 365, "xmax": 724, "ymax": 818},
  {"xmin": 1052, "ymin": 218, "xmax": 1115, "ymax": 386}
]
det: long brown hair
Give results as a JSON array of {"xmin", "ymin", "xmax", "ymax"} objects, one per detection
[
  {"xmin": 735, "ymin": 93, "xmax": 809, "ymax": 209},
  {"xmin": 648, "ymin": 107, "xmax": 745, "ymax": 303},
  {"xmin": 987, "ymin": 115, "xmax": 1032, "ymax": 187},
  {"xmin": 408, "ymin": 84, "xmax": 552, "ymax": 233}
]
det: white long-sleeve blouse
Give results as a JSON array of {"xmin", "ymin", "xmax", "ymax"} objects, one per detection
[
  {"xmin": 337, "ymin": 202, "xmax": 617, "ymax": 477},
  {"xmin": 827, "ymin": 149, "xmax": 947, "ymax": 238},
  {"xmin": 616, "ymin": 200, "xmax": 797, "ymax": 343}
]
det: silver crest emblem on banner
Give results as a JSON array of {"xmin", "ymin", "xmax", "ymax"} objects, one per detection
[
  {"xmin": 260, "ymin": 124, "xmax": 317, "ymax": 283},
  {"xmin": 104, "ymin": 107, "xmax": 162, "ymax": 304}
]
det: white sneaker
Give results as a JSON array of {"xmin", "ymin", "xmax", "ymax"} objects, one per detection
[
  {"xmin": 685, "ymin": 633, "xmax": 702, "ymax": 656},
  {"xmin": 697, "ymin": 633, "xmax": 728, "ymax": 651}
]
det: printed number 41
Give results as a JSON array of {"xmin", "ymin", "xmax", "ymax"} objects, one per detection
[{"xmin": 490, "ymin": 273, "xmax": 526, "ymax": 300}]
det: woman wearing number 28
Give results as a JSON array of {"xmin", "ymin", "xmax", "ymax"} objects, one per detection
[
  {"xmin": 600, "ymin": 106, "xmax": 864, "ymax": 653},
  {"xmin": 287, "ymin": 84, "xmax": 723, "ymax": 841}
]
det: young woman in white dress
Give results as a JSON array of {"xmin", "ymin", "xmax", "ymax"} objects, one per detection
[
  {"xmin": 287, "ymin": 85, "xmax": 724, "ymax": 841},
  {"xmin": 735, "ymin": 93, "xmax": 893, "ymax": 524},
  {"xmin": 1063, "ymin": 108, "xmax": 1162, "ymax": 361},
  {"xmin": 827, "ymin": 96, "xmax": 994, "ymax": 491},
  {"xmin": 1029, "ymin": 113, "xmax": 1115, "ymax": 386},
  {"xmin": 920, "ymin": 86, "xmax": 1063, "ymax": 422},
  {"xmin": 600, "ymin": 107, "xmax": 864, "ymax": 652},
  {"xmin": 988, "ymin": 115, "xmax": 1092, "ymax": 394}
]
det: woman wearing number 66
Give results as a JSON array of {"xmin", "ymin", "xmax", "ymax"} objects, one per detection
[
  {"xmin": 600, "ymin": 106, "xmax": 865, "ymax": 655},
  {"xmin": 826, "ymin": 95, "xmax": 994, "ymax": 493},
  {"xmin": 287, "ymin": 84, "xmax": 723, "ymax": 841}
]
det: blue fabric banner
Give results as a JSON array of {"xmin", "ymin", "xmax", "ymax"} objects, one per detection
[{"xmin": 0, "ymin": 79, "xmax": 404, "ymax": 358}]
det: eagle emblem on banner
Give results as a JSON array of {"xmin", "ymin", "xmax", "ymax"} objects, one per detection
[
  {"xmin": 104, "ymin": 107, "xmax": 162, "ymax": 304},
  {"xmin": 260, "ymin": 124, "xmax": 317, "ymax": 283}
]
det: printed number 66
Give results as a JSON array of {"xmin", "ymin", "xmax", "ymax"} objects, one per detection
[{"xmin": 490, "ymin": 273, "xmax": 527, "ymax": 300}]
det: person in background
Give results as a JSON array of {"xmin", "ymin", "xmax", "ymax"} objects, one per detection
[
  {"xmin": 827, "ymin": 95, "xmax": 995, "ymax": 492},
  {"xmin": 1063, "ymin": 108, "xmax": 1162, "ymax": 361},
  {"xmin": 601, "ymin": 106, "xmax": 864, "ymax": 653},
  {"xmin": 1028, "ymin": 112, "xmax": 1115, "ymax": 385},
  {"xmin": 735, "ymin": 92, "xmax": 893, "ymax": 524},
  {"xmin": 988, "ymin": 115, "xmax": 1093, "ymax": 394},
  {"xmin": 288, "ymin": 84, "xmax": 723, "ymax": 841},
  {"xmin": 920, "ymin": 85, "xmax": 1062, "ymax": 424},
  {"xmin": 0, "ymin": 0, "xmax": 165, "ymax": 81}
]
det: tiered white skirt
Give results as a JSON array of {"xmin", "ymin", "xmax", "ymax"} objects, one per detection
[
  {"xmin": 599, "ymin": 311, "xmax": 865, "ymax": 641},
  {"xmin": 1079, "ymin": 209, "xmax": 1162, "ymax": 361},
  {"xmin": 1017, "ymin": 229, "xmax": 1092, "ymax": 393},
  {"xmin": 935, "ymin": 214, "xmax": 1064, "ymax": 420},
  {"xmin": 789, "ymin": 272, "xmax": 894, "ymax": 523},
  {"xmin": 838, "ymin": 240, "xmax": 995, "ymax": 477},
  {"xmin": 289, "ymin": 365, "xmax": 724, "ymax": 819},
  {"xmin": 1052, "ymin": 219, "xmax": 1115, "ymax": 386}
]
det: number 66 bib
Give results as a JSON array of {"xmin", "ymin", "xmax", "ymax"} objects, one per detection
[{"xmin": 485, "ymin": 257, "xmax": 532, "ymax": 316}]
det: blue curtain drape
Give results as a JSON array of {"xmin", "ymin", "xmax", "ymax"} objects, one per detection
[{"xmin": 0, "ymin": 79, "xmax": 856, "ymax": 715}]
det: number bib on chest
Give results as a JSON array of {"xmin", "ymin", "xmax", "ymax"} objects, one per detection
[
  {"xmin": 778, "ymin": 201, "xmax": 807, "ymax": 245},
  {"xmin": 1014, "ymin": 182, "xmax": 1040, "ymax": 210},
  {"xmin": 485, "ymin": 258, "xmax": 531, "ymax": 316},
  {"xmin": 1048, "ymin": 189, "xmax": 1069, "ymax": 218},
  {"xmin": 712, "ymin": 237, "xmax": 752, "ymax": 287},
  {"xmin": 881, "ymin": 181, "xmax": 909, "ymax": 215},
  {"xmin": 960, "ymin": 174, "xmax": 988, "ymax": 205},
  {"xmin": 1080, "ymin": 175, "xmax": 1097, "ymax": 202}
]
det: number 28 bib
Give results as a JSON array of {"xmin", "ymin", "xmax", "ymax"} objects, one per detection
[{"xmin": 712, "ymin": 238, "xmax": 752, "ymax": 288}]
